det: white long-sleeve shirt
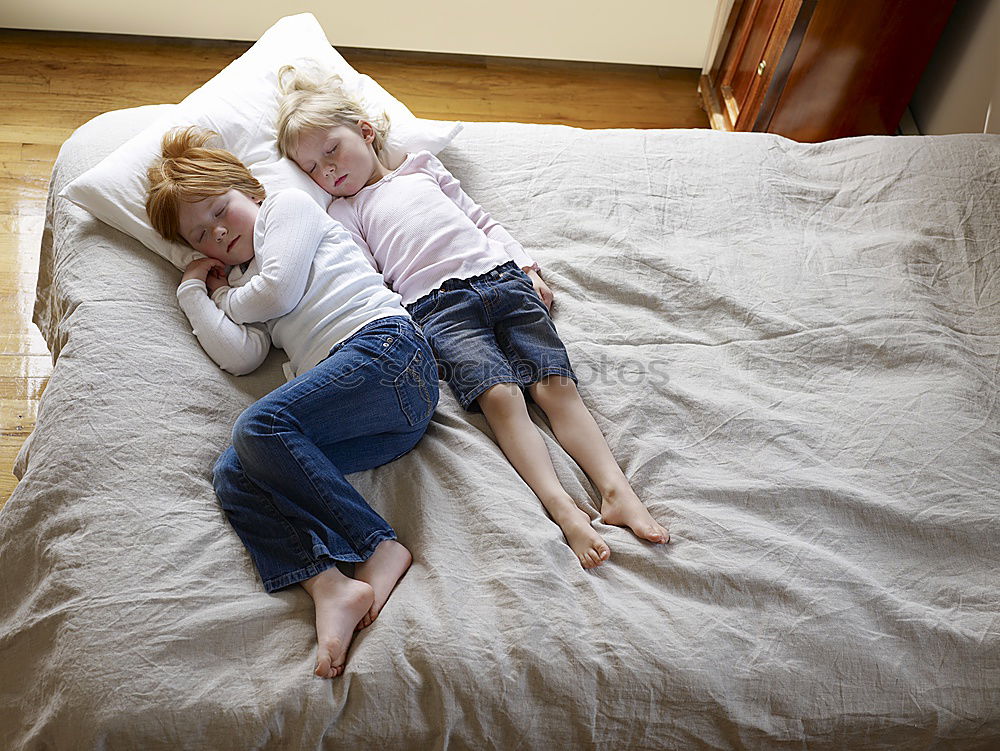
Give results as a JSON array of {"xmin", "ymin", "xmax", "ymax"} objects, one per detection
[
  {"xmin": 176, "ymin": 189, "xmax": 406, "ymax": 378},
  {"xmin": 327, "ymin": 151, "xmax": 535, "ymax": 305}
]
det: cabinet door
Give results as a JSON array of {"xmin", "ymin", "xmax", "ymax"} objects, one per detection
[
  {"xmin": 712, "ymin": 0, "xmax": 787, "ymax": 128},
  {"xmin": 704, "ymin": 0, "xmax": 805, "ymax": 131}
]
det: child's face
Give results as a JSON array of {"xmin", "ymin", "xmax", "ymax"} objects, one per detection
[
  {"xmin": 291, "ymin": 123, "xmax": 388, "ymax": 197},
  {"xmin": 177, "ymin": 189, "xmax": 259, "ymax": 264}
]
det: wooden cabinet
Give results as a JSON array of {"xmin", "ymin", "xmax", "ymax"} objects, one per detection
[{"xmin": 699, "ymin": 0, "xmax": 957, "ymax": 141}]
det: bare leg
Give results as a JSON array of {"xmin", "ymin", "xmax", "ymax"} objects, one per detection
[
  {"xmin": 529, "ymin": 376, "xmax": 670, "ymax": 544},
  {"xmin": 478, "ymin": 383, "xmax": 610, "ymax": 568},
  {"xmin": 353, "ymin": 539, "xmax": 413, "ymax": 631},
  {"xmin": 299, "ymin": 566, "xmax": 374, "ymax": 678}
]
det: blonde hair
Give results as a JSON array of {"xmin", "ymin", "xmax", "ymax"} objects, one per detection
[
  {"xmin": 146, "ymin": 126, "xmax": 265, "ymax": 244},
  {"xmin": 276, "ymin": 64, "xmax": 391, "ymax": 167}
]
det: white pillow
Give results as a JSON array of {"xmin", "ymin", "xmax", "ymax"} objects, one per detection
[{"xmin": 59, "ymin": 12, "xmax": 462, "ymax": 271}]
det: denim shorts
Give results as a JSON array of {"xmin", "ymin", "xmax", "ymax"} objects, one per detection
[{"xmin": 406, "ymin": 261, "xmax": 577, "ymax": 411}]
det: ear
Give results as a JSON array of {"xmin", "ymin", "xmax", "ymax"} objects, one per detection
[{"xmin": 358, "ymin": 120, "xmax": 375, "ymax": 144}]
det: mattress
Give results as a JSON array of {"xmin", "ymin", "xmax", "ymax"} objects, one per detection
[{"xmin": 2, "ymin": 104, "xmax": 999, "ymax": 749}]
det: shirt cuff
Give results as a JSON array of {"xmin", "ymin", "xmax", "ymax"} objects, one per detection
[
  {"xmin": 177, "ymin": 278, "xmax": 207, "ymax": 298},
  {"xmin": 211, "ymin": 286, "xmax": 231, "ymax": 306}
]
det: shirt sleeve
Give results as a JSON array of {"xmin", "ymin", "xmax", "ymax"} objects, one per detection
[
  {"xmin": 176, "ymin": 279, "xmax": 271, "ymax": 376},
  {"xmin": 424, "ymin": 153, "xmax": 536, "ymax": 270},
  {"xmin": 214, "ymin": 190, "xmax": 325, "ymax": 324},
  {"xmin": 327, "ymin": 199, "xmax": 380, "ymax": 272}
]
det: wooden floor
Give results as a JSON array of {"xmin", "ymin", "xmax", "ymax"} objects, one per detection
[{"xmin": 0, "ymin": 28, "xmax": 707, "ymax": 510}]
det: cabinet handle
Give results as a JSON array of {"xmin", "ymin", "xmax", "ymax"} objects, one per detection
[{"xmin": 757, "ymin": 60, "xmax": 767, "ymax": 76}]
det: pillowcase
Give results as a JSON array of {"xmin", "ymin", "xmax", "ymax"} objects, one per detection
[{"xmin": 59, "ymin": 12, "xmax": 462, "ymax": 271}]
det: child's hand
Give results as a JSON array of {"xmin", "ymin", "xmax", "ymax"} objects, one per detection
[
  {"xmin": 525, "ymin": 268, "xmax": 553, "ymax": 311},
  {"xmin": 182, "ymin": 257, "xmax": 226, "ymax": 285},
  {"xmin": 206, "ymin": 265, "xmax": 230, "ymax": 295}
]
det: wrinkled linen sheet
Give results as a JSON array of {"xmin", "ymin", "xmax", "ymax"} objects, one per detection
[{"xmin": 2, "ymin": 105, "xmax": 998, "ymax": 750}]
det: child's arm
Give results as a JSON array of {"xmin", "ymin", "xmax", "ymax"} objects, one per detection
[
  {"xmin": 213, "ymin": 191, "xmax": 325, "ymax": 324},
  {"xmin": 177, "ymin": 271, "xmax": 271, "ymax": 376},
  {"xmin": 425, "ymin": 154, "xmax": 554, "ymax": 309},
  {"xmin": 327, "ymin": 199, "xmax": 381, "ymax": 273},
  {"xmin": 425, "ymin": 153, "xmax": 536, "ymax": 271}
]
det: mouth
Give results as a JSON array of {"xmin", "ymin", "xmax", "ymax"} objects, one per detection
[
  {"xmin": 334, "ymin": 174, "xmax": 348, "ymax": 188},
  {"xmin": 227, "ymin": 236, "xmax": 239, "ymax": 253}
]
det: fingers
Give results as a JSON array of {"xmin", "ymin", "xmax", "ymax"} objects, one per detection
[
  {"xmin": 540, "ymin": 287, "xmax": 553, "ymax": 311},
  {"xmin": 186, "ymin": 258, "xmax": 221, "ymax": 275}
]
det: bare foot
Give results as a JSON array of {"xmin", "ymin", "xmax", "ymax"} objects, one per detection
[
  {"xmin": 300, "ymin": 567, "xmax": 375, "ymax": 679},
  {"xmin": 551, "ymin": 504, "xmax": 611, "ymax": 569},
  {"xmin": 600, "ymin": 486, "xmax": 670, "ymax": 544},
  {"xmin": 352, "ymin": 539, "xmax": 413, "ymax": 631}
]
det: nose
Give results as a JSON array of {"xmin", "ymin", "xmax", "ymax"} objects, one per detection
[{"xmin": 213, "ymin": 224, "xmax": 227, "ymax": 244}]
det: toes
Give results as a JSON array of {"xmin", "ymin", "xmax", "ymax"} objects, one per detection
[
  {"xmin": 317, "ymin": 659, "xmax": 344, "ymax": 679},
  {"xmin": 628, "ymin": 521, "xmax": 670, "ymax": 544},
  {"xmin": 581, "ymin": 546, "xmax": 609, "ymax": 568},
  {"xmin": 316, "ymin": 657, "xmax": 331, "ymax": 678},
  {"xmin": 355, "ymin": 608, "xmax": 377, "ymax": 631}
]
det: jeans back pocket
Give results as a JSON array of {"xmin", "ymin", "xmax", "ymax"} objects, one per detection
[{"xmin": 394, "ymin": 344, "xmax": 439, "ymax": 426}]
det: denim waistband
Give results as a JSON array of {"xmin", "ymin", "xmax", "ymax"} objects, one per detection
[
  {"xmin": 325, "ymin": 314, "xmax": 414, "ymax": 360},
  {"xmin": 437, "ymin": 261, "xmax": 517, "ymax": 294},
  {"xmin": 407, "ymin": 262, "xmax": 518, "ymax": 312}
]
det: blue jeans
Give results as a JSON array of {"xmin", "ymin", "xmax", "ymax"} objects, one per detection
[
  {"xmin": 212, "ymin": 316, "xmax": 438, "ymax": 593},
  {"xmin": 406, "ymin": 261, "xmax": 577, "ymax": 411}
]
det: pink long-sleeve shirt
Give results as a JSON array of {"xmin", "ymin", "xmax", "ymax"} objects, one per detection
[{"xmin": 326, "ymin": 151, "xmax": 535, "ymax": 306}]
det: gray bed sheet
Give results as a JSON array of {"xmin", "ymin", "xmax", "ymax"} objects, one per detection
[{"xmin": 2, "ymin": 104, "xmax": 998, "ymax": 750}]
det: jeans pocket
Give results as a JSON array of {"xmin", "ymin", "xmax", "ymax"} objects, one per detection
[
  {"xmin": 408, "ymin": 290, "xmax": 442, "ymax": 324},
  {"xmin": 394, "ymin": 346, "xmax": 439, "ymax": 426}
]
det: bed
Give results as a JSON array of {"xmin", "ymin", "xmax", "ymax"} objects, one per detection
[{"xmin": 3, "ymin": 102, "xmax": 999, "ymax": 749}]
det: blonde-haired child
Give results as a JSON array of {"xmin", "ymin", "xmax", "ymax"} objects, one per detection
[
  {"xmin": 276, "ymin": 68, "xmax": 670, "ymax": 569},
  {"xmin": 147, "ymin": 126, "xmax": 439, "ymax": 678}
]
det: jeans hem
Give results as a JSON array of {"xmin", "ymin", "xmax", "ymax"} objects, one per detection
[
  {"xmin": 459, "ymin": 367, "xmax": 579, "ymax": 412},
  {"xmin": 260, "ymin": 530, "xmax": 397, "ymax": 593},
  {"xmin": 523, "ymin": 367, "xmax": 578, "ymax": 387},
  {"xmin": 460, "ymin": 375, "xmax": 522, "ymax": 411}
]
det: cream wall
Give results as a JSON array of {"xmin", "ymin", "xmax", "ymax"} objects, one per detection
[
  {"xmin": 909, "ymin": 0, "xmax": 999, "ymax": 134},
  {"xmin": 0, "ymin": 0, "xmax": 716, "ymax": 68}
]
